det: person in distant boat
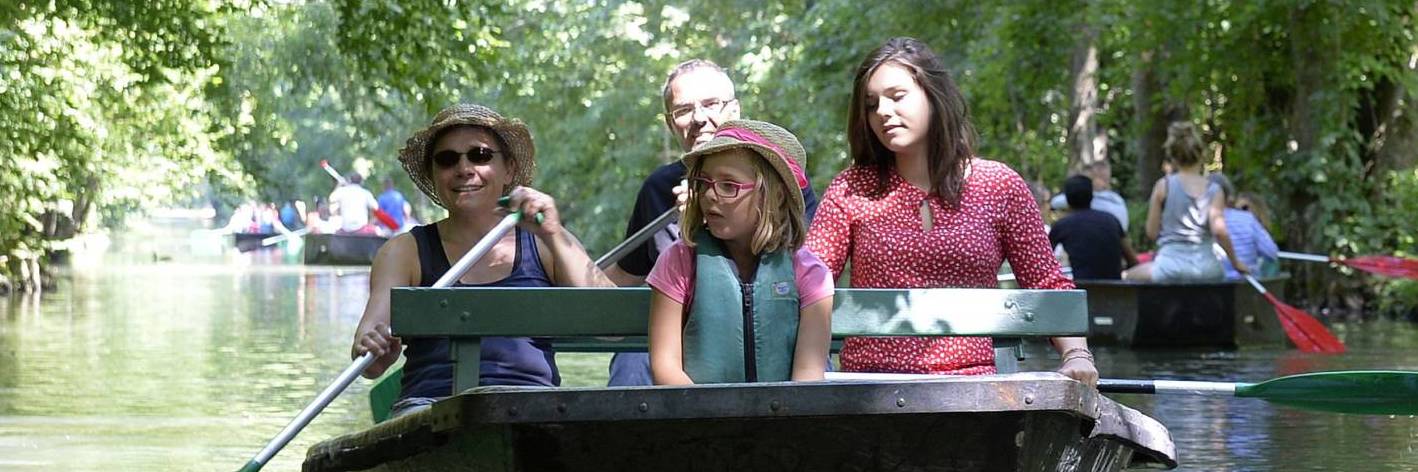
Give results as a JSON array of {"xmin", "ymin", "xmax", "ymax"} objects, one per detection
[
  {"xmin": 647, "ymin": 120, "xmax": 832, "ymax": 385},
  {"xmin": 805, "ymin": 37, "xmax": 1097, "ymax": 386},
  {"xmin": 1208, "ymin": 174, "xmax": 1278, "ymax": 280},
  {"xmin": 1050, "ymin": 175, "xmax": 1138, "ymax": 279},
  {"xmin": 1051, "ymin": 161, "xmax": 1128, "ymax": 232},
  {"xmin": 219, "ymin": 202, "xmax": 258, "ymax": 234},
  {"xmin": 378, "ymin": 177, "xmax": 413, "ymax": 233},
  {"xmin": 1123, "ymin": 122, "xmax": 1249, "ymax": 282},
  {"xmin": 351, "ymin": 103, "xmax": 613, "ymax": 418},
  {"xmin": 602, "ymin": 59, "xmax": 822, "ymax": 387},
  {"xmin": 279, "ymin": 199, "xmax": 305, "ymax": 231},
  {"xmin": 328, "ymin": 172, "xmax": 380, "ymax": 235}
]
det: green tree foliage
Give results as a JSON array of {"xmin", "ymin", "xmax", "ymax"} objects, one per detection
[{"xmin": 4, "ymin": 0, "xmax": 1416, "ymax": 314}]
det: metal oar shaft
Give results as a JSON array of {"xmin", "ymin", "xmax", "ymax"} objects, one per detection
[
  {"xmin": 436, "ymin": 213, "xmax": 521, "ymax": 287},
  {"xmin": 595, "ymin": 208, "xmax": 677, "ymax": 270},
  {"xmin": 260, "ymin": 228, "xmax": 310, "ymax": 246},
  {"xmin": 239, "ymin": 211, "xmax": 523, "ymax": 472},
  {"xmin": 239, "ymin": 353, "xmax": 375, "ymax": 472},
  {"xmin": 1278, "ymin": 251, "xmax": 1333, "ymax": 263},
  {"xmin": 1098, "ymin": 379, "xmax": 1240, "ymax": 396},
  {"xmin": 1242, "ymin": 274, "xmax": 1268, "ymax": 294}
]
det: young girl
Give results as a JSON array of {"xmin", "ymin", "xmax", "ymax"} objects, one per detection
[{"xmin": 647, "ymin": 120, "xmax": 833, "ymax": 385}]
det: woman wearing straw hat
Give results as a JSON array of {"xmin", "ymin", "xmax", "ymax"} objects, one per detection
[
  {"xmin": 350, "ymin": 103, "xmax": 612, "ymax": 418},
  {"xmin": 806, "ymin": 37, "xmax": 1098, "ymax": 386}
]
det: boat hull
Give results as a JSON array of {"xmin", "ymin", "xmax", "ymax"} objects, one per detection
[
  {"xmin": 230, "ymin": 232, "xmax": 279, "ymax": 252},
  {"xmin": 303, "ymin": 233, "xmax": 387, "ymax": 265},
  {"xmin": 304, "ymin": 373, "xmax": 1175, "ymax": 471},
  {"xmin": 1076, "ymin": 274, "xmax": 1290, "ymax": 348}
]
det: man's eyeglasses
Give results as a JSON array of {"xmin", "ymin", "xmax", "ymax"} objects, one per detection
[
  {"xmin": 432, "ymin": 147, "xmax": 499, "ymax": 168},
  {"xmin": 693, "ymin": 176, "xmax": 757, "ymax": 199},
  {"xmin": 669, "ymin": 98, "xmax": 737, "ymax": 123}
]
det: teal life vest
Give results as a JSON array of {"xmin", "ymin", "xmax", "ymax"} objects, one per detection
[{"xmin": 682, "ymin": 231, "xmax": 800, "ymax": 383}]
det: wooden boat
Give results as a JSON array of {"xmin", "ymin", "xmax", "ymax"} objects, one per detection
[
  {"xmin": 230, "ymin": 232, "xmax": 280, "ymax": 252},
  {"xmin": 1075, "ymin": 274, "xmax": 1291, "ymax": 348},
  {"xmin": 303, "ymin": 233, "xmax": 387, "ymax": 265},
  {"xmin": 304, "ymin": 374, "xmax": 1176, "ymax": 472},
  {"xmin": 301, "ymin": 286, "xmax": 1176, "ymax": 471}
]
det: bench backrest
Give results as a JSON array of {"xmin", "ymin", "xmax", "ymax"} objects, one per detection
[{"xmin": 392, "ymin": 287, "xmax": 1087, "ymax": 392}]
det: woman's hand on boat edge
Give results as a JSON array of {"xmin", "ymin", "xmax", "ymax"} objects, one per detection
[
  {"xmin": 353, "ymin": 323, "xmax": 402, "ymax": 378},
  {"xmin": 1057, "ymin": 356, "xmax": 1099, "ymax": 388}
]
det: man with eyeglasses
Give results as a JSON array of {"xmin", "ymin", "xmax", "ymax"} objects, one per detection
[{"xmin": 602, "ymin": 59, "xmax": 820, "ymax": 386}]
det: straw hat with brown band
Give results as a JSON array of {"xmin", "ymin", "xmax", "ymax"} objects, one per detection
[
  {"xmin": 681, "ymin": 119, "xmax": 809, "ymax": 216},
  {"xmin": 397, "ymin": 103, "xmax": 537, "ymax": 208}
]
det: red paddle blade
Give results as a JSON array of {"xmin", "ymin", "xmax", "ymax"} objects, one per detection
[
  {"xmin": 1137, "ymin": 251, "xmax": 1154, "ymax": 263},
  {"xmin": 372, "ymin": 208, "xmax": 399, "ymax": 230},
  {"xmin": 1342, "ymin": 256, "xmax": 1418, "ymax": 279},
  {"xmin": 1262, "ymin": 292, "xmax": 1346, "ymax": 354}
]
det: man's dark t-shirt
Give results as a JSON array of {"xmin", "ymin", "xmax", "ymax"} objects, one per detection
[
  {"xmin": 618, "ymin": 160, "xmax": 820, "ymax": 276},
  {"xmin": 1049, "ymin": 208, "xmax": 1126, "ymax": 280}
]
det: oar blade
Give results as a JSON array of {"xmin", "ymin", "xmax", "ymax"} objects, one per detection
[
  {"xmin": 1344, "ymin": 255, "xmax": 1418, "ymax": 279},
  {"xmin": 1237, "ymin": 370, "xmax": 1418, "ymax": 415},
  {"xmin": 1263, "ymin": 293, "xmax": 1346, "ymax": 354}
]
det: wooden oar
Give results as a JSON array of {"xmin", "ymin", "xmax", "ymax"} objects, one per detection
[
  {"xmin": 319, "ymin": 160, "xmax": 402, "ymax": 230},
  {"xmin": 237, "ymin": 209, "xmax": 527, "ymax": 472},
  {"xmin": 260, "ymin": 227, "xmax": 310, "ymax": 247},
  {"xmin": 1279, "ymin": 251, "xmax": 1418, "ymax": 280},
  {"xmin": 1243, "ymin": 274, "xmax": 1345, "ymax": 353},
  {"xmin": 828, "ymin": 370, "xmax": 1418, "ymax": 415},
  {"xmin": 1099, "ymin": 370, "xmax": 1418, "ymax": 415},
  {"xmin": 595, "ymin": 208, "xmax": 677, "ymax": 269}
]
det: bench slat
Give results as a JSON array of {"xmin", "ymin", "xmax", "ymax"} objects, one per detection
[
  {"xmin": 392, "ymin": 287, "xmax": 1087, "ymax": 338},
  {"xmin": 391, "ymin": 287, "xmax": 1084, "ymax": 393}
]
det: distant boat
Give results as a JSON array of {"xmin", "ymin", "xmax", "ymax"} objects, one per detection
[
  {"xmin": 229, "ymin": 232, "xmax": 279, "ymax": 252},
  {"xmin": 303, "ymin": 233, "xmax": 387, "ymax": 265},
  {"xmin": 1076, "ymin": 274, "xmax": 1292, "ymax": 348}
]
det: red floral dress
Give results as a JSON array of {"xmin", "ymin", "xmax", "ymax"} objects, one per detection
[{"xmin": 806, "ymin": 159, "xmax": 1073, "ymax": 374}]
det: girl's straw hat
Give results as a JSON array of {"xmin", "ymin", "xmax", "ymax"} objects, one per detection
[{"xmin": 681, "ymin": 120, "xmax": 808, "ymax": 214}]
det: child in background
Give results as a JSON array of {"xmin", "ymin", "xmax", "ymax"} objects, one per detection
[{"xmin": 647, "ymin": 120, "xmax": 833, "ymax": 385}]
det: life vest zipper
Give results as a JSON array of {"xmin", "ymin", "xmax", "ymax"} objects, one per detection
[{"xmin": 741, "ymin": 282, "xmax": 757, "ymax": 382}]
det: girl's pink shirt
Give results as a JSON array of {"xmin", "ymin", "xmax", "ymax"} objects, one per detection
[{"xmin": 646, "ymin": 240, "xmax": 834, "ymax": 309}]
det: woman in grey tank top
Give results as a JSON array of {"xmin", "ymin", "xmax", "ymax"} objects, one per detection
[{"xmin": 1123, "ymin": 122, "xmax": 1250, "ymax": 282}]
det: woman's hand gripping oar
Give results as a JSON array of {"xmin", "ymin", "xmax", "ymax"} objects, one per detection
[{"xmin": 236, "ymin": 205, "xmax": 536, "ymax": 472}]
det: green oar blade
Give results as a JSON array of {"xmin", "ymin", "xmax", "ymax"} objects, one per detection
[{"xmin": 1236, "ymin": 370, "xmax": 1418, "ymax": 415}]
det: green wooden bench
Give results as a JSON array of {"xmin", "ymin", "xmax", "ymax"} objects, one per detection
[{"xmin": 370, "ymin": 287, "xmax": 1088, "ymax": 422}]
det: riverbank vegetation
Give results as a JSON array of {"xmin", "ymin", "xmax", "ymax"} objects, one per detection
[{"xmin": 2, "ymin": 0, "xmax": 1414, "ymax": 317}]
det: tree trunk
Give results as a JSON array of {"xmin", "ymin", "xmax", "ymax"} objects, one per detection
[
  {"xmin": 1284, "ymin": 3, "xmax": 1343, "ymax": 311},
  {"xmin": 1066, "ymin": 21, "xmax": 1105, "ymax": 172},
  {"xmin": 1129, "ymin": 49, "xmax": 1184, "ymax": 201}
]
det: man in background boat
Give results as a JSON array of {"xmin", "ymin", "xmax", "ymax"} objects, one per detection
[
  {"xmin": 1209, "ymin": 173, "xmax": 1278, "ymax": 280},
  {"xmin": 601, "ymin": 59, "xmax": 820, "ymax": 386},
  {"xmin": 329, "ymin": 172, "xmax": 381, "ymax": 235},
  {"xmin": 1051, "ymin": 161, "xmax": 1128, "ymax": 232},
  {"xmin": 1050, "ymin": 175, "xmax": 1137, "ymax": 279},
  {"xmin": 377, "ymin": 177, "xmax": 413, "ymax": 233}
]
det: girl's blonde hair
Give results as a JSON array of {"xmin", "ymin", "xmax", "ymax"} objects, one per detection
[
  {"xmin": 1164, "ymin": 121, "xmax": 1205, "ymax": 167},
  {"xmin": 681, "ymin": 150, "xmax": 806, "ymax": 255}
]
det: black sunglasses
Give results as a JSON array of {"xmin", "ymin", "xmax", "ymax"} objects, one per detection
[{"xmin": 432, "ymin": 147, "xmax": 499, "ymax": 168}]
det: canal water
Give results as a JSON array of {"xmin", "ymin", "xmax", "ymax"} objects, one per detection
[{"xmin": 1, "ymin": 218, "xmax": 1415, "ymax": 471}]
